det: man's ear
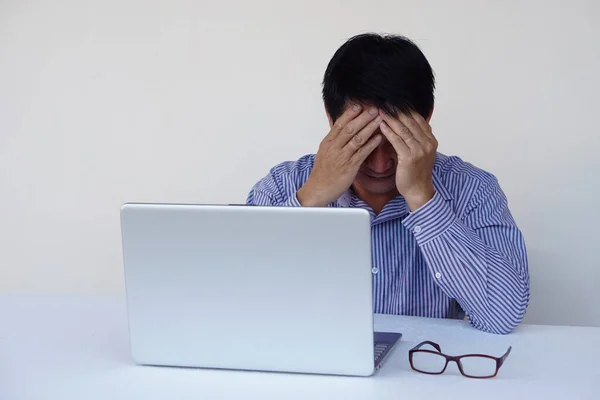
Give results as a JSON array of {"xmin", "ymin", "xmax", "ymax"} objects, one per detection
[
  {"xmin": 426, "ymin": 104, "xmax": 434, "ymax": 123},
  {"xmin": 325, "ymin": 105, "xmax": 334, "ymax": 128}
]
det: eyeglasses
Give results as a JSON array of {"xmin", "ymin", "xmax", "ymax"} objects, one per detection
[{"xmin": 408, "ymin": 341, "xmax": 511, "ymax": 378}]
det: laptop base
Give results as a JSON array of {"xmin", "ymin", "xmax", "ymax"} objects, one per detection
[{"xmin": 374, "ymin": 332, "xmax": 402, "ymax": 369}]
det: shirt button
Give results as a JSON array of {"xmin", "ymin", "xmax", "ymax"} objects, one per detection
[
  {"xmin": 435, "ymin": 272, "xmax": 441, "ymax": 279},
  {"xmin": 414, "ymin": 226, "xmax": 422, "ymax": 234},
  {"xmin": 372, "ymin": 267, "xmax": 379, "ymax": 274}
]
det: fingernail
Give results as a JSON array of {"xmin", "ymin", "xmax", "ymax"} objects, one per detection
[
  {"xmin": 353, "ymin": 104, "xmax": 361, "ymax": 111},
  {"xmin": 375, "ymin": 116, "xmax": 382, "ymax": 123},
  {"xmin": 369, "ymin": 107, "xmax": 378, "ymax": 116}
]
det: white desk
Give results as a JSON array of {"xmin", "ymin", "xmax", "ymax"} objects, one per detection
[{"xmin": 1, "ymin": 294, "xmax": 598, "ymax": 400}]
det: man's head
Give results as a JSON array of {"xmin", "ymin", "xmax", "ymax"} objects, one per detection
[{"xmin": 322, "ymin": 33, "xmax": 435, "ymax": 198}]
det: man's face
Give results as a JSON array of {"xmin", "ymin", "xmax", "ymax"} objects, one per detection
[
  {"xmin": 327, "ymin": 104, "xmax": 399, "ymax": 197},
  {"xmin": 353, "ymin": 137, "xmax": 398, "ymax": 195}
]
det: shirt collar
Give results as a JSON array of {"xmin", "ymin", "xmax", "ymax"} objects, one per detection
[
  {"xmin": 337, "ymin": 169, "xmax": 453, "ymax": 208},
  {"xmin": 432, "ymin": 171, "xmax": 453, "ymax": 201},
  {"xmin": 337, "ymin": 190, "xmax": 353, "ymax": 208}
]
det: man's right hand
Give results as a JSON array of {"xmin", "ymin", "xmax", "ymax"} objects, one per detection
[{"xmin": 297, "ymin": 104, "xmax": 382, "ymax": 207}]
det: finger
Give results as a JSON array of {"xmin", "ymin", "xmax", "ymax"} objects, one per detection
[
  {"xmin": 334, "ymin": 106, "xmax": 379, "ymax": 147},
  {"xmin": 380, "ymin": 112, "xmax": 420, "ymax": 150},
  {"xmin": 397, "ymin": 113, "xmax": 429, "ymax": 145},
  {"xmin": 325, "ymin": 103, "xmax": 364, "ymax": 140},
  {"xmin": 350, "ymin": 133, "xmax": 382, "ymax": 165},
  {"xmin": 409, "ymin": 111, "xmax": 435, "ymax": 141},
  {"xmin": 343, "ymin": 114, "xmax": 382, "ymax": 154},
  {"xmin": 379, "ymin": 121, "xmax": 411, "ymax": 158}
]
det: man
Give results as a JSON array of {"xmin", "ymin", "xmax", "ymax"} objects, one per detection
[{"xmin": 246, "ymin": 33, "xmax": 529, "ymax": 334}]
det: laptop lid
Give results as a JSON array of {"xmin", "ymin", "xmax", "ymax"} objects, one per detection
[{"xmin": 120, "ymin": 203, "xmax": 376, "ymax": 376}]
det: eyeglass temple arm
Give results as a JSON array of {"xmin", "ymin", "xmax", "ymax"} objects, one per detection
[
  {"xmin": 498, "ymin": 346, "xmax": 512, "ymax": 367},
  {"xmin": 411, "ymin": 341, "xmax": 442, "ymax": 352}
]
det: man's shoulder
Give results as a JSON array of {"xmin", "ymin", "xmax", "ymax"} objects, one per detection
[
  {"xmin": 254, "ymin": 154, "xmax": 315, "ymax": 195},
  {"xmin": 434, "ymin": 153, "xmax": 500, "ymax": 194},
  {"xmin": 267, "ymin": 154, "xmax": 316, "ymax": 178}
]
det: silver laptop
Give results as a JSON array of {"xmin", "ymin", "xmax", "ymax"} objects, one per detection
[{"xmin": 120, "ymin": 203, "xmax": 401, "ymax": 376}]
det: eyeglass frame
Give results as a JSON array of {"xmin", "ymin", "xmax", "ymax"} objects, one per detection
[{"xmin": 408, "ymin": 341, "xmax": 512, "ymax": 379}]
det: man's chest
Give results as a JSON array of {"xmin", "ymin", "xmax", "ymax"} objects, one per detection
[
  {"xmin": 369, "ymin": 220, "xmax": 422, "ymax": 278},
  {"xmin": 368, "ymin": 220, "xmax": 450, "ymax": 316}
]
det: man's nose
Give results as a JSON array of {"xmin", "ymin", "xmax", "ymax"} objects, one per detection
[{"xmin": 366, "ymin": 144, "xmax": 393, "ymax": 172}]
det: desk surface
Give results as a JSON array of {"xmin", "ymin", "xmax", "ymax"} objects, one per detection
[{"xmin": 1, "ymin": 293, "xmax": 598, "ymax": 400}]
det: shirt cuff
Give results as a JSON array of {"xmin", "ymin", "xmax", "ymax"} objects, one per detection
[{"xmin": 402, "ymin": 191, "xmax": 457, "ymax": 244}]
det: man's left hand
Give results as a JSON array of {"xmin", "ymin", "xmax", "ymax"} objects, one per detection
[{"xmin": 379, "ymin": 111, "xmax": 438, "ymax": 211}]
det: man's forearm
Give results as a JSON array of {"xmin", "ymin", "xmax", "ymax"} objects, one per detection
[{"xmin": 403, "ymin": 191, "xmax": 530, "ymax": 334}]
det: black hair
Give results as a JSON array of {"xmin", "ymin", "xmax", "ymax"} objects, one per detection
[{"xmin": 322, "ymin": 33, "xmax": 435, "ymax": 122}]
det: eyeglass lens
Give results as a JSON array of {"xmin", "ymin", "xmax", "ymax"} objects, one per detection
[{"xmin": 412, "ymin": 352, "xmax": 498, "ymax": 377}]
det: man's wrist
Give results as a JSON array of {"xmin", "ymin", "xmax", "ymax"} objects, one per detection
[
  {"xmin": 297, "ymin": 184, "xmax": 327, "ymax": 207},
  {"xmin": 403, "ymin": 184, "xmax": 435, "ymax": 211}
]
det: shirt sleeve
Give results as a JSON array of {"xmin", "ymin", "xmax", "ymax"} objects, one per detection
[
  {"xmin": 402, "ymin": 177, "xmax": 530, "ymax": 334},
  {"xmin": 246, "ymin": 171, "xmax": 302, "ymax": 207}
]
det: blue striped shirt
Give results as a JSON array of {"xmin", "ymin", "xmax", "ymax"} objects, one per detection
[{"xmin": 246, "ymin": 153, "xmax": 530, "ymax": 334}]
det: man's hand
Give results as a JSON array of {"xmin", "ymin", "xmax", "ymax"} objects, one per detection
[
  {"xmin": 297, "ymin": 104, "xmax": 382, "ymax": 207},
  {"xmin": 379, "ymin": 111, "xmax": 438, "ymax": 211}
]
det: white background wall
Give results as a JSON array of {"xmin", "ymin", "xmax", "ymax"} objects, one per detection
[{"xmin": 1, "ymin": 0, "xmax": 599, "ymax": 327}]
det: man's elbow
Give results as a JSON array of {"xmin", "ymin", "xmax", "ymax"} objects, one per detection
[{"xmin": 471, "ymin": 292, "xmax": 530, "ymax": 334}]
